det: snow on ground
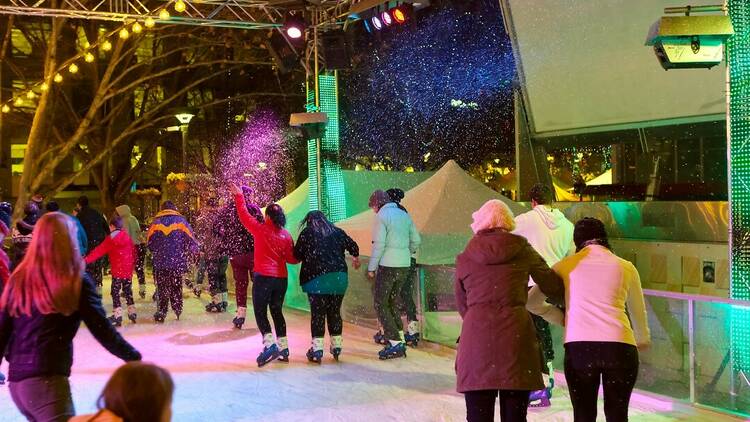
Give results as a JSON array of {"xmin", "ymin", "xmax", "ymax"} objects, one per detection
[{"xmin": 0, "ymin": 284, "xmax": 740, "ymax": 422}]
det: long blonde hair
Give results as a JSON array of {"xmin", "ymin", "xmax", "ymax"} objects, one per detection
[{"xmin": 0, "ymin": 212, "xmax": 84, "ymax": 317}]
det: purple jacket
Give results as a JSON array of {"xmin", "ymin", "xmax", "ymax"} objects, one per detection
[{"xmin": 147, "ymin": 210, "xmax": 199, "ymax": 273}]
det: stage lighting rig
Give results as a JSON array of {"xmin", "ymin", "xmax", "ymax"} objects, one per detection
[
  {"xmin": 283, "ymin": 13, "xmax": 306, "ymax": 41},
  {"xmin": 360, "ymin": 3, "xmax": 414, "ymax": 34}
]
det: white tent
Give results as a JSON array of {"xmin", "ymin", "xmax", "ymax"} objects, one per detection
[{"xmin": 336, "ymin": 160, "xmax": 528, "ymax": 265}]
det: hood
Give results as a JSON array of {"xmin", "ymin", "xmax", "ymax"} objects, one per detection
[
  {"xmin": 462, "ymin": 229, "xmax": 527, "ymax": 265},
  {"xmin": 115, "ymin": 205, "xmax": 132, "ymax": 218},
  {"xmin": 534, "ymin": 206, "xmax": 568, "ymax": 230},
  {"xmin": 110, "ymin": 230, "xmax": 131, "ymax": 245}
]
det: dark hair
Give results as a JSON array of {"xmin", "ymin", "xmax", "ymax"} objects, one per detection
[
  {"xmin": 77, "ymin": 195, "xmax": 89, "ymax": 207},
  {"xmin": 300, "ymin": 210, "xmax": 336, "ymax": 237},
  {"xmin": 386, "ymin": 188, "xmax": 405, "ymax": 203},
  {"xmin": 529, "ymin": 183, "xmax": 553, "ymax": 205},
  {"xmin": 573, "ymin": 217, "xmax": 611, "ymax": 252},
  {"xmin": 97, "ymin": 362, "xmax": 174, "ymax": 422},
  {"xmin": 368, "ymin": 190, "xmax": 390, "ymax": 210},
  {"xmin": 45, "ymin": 201, "xmax": 60, "ymax": 212},
  {"xmin": 265, "ymin": 203, "xmax": 286, "ymax": 229},
  {"xmin": 109, "ymin": 216, "xmax": 124, "ymax": 230},
  {"xmin": 247, "ymin": 203, "xmax": 264, "ymax": 224},
  {"xmin": 23, "ymin": 201, "xmax": 39, "ymax": 217},
  {"xmin": 161, "ymin": 201, "xmax": 177, "ymax": 211}
]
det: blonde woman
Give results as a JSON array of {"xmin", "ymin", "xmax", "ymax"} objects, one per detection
[
  {"xmin": 455, "ymin": 200, "xmax": 564, "ymax": 422},
  {"xmin": 0, "ymin": 212, "xmax": 141, "ymax": 422}
]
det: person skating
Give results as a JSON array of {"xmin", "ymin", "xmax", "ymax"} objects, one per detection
[
  {"xmin": 0, "ymin": 203, "xmax": 11, "ymax": 386},
  {"xmin": 76, "ymin": 196, "xmax": 110, "ymax": 296},
  {"xmin": 146, "ymin": 201, "xmax": 199, "ymax": 323},
  {"xmin": 115, "ymin": 204, "xmax": 147, "ymax": 300},
  {"xmin": 294, "ymin": 211, "xmax": 360, "ymax": 363},
  {"xmin": 46, "ymin": 202, "xmax": 88, "ymax": 255},
  {"xmin": 512, "ymin": 183, "xmax": 574, "ymax": 408},
  {"xmin": 0, "ymin": 212, "xmax": 141, "ymax": 422},
  {"xmin": 230, "ymin": 183, "xmax": 299, "ymax": 367},
  {"xmin": 85, "ymin": 216, "xmax": 137, "ymax": 326},
  {"xmin": 367, "ymin": 190, "xmax": 421, "ymax": 360},
  {"xmin": 214, "ymin": 187, "xmax": 263, "ymax": 329},
  {"xmin": 196, "ymin": 198, "xmax": 230, "ymax": 314},
  {"xmin": 11, "ymin": 201, "xmax": 39, "ymax": 267}
]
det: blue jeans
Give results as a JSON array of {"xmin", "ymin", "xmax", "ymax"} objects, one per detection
[{"xmin": 9, "ymin": 376, "xmax": 75, "ymax": 422}]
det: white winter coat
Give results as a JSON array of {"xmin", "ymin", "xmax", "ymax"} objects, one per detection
[
  {"xmin": 512, "ymin": 205, "xmax": 575, "ymax": 285},
  {"xmin": 368, "ymin": 203, "xmax": 421, "ymax": 271}
]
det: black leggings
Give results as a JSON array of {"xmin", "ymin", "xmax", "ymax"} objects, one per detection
[
  {"xmin": 111, "ymin": 277, "xmax": 134, "ymax": 309},
  {"xmin": 252, "ymin": 274, "xmax": 287, "ymax": 337},
  {"xmin": 464, "ymin": 389, "xmax": 530, "ymax": 422},
  {"xmin": 564, "ymin": 342, "xmax": 639, "ymax": 422},
  {"xmin": 207, "ymin": 256, "xmax": 229, "ymax": 296},
  {"xmin": 308, "ymin": 294, "xmax": 344, "ymax": 338}
]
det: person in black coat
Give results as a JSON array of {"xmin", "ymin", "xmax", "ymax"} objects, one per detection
[
  {"xmin": 75, "ymin": 195, "xmax": 110, "ymax": 294},
  {"xmin": 0, "ymin": 212, "xmax": 141, "ymax": 422},
  {"xmin": 10, "ymin": 201, "xmax": 38, "ymax": 267},
  {"xmin": 293, "ymin": 211, "xmax": 359, "ymax": 363}
]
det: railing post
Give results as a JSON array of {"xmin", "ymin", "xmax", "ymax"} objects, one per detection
[
  {"xmin": 418, "ymin": 266, "xmax": 426, "ymax": 339},
  {"xmin": 688, "ymin": 298, "xmax": 696, "ymax": 404}
]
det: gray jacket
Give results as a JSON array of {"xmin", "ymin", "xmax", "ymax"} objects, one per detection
[{"xmin": 368, "ymin": 203, "xmax": 421, "ymax": 271}]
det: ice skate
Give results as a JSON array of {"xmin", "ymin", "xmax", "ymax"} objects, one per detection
[
  {"xmin": 373, "ymin": 330, "xmax": 387, "ymax": 345},
  {"xmin": 307, "ymin": 338, "xmax": 324, "ymax": 364},
  {"xmin": 205, "ymin": 294, "xmax": 225, "ymax": 313},
  {"xmin": 153, "ymin": 312, "xmax": 166, "ymax": 324},
  {"xmin": 0, "ymin": 371, "xmax": 5, "ymax": 385},
  {"xmin": 232, "ymin": 307, "xmax": 247, "ymax": 329},
  {"xmin": 277, "ymin": 337, "xmax": 290, "ymax": 363},
  {"xmin": 330, "ymin": 335, "xmax": 343, "ymax": 361},
  {"xmin": 528, "ymin": 387, "xmax": 552, "ymax": 408},
  {"xmin": 192, "ymin": 285, "xmax": 202, "ymax": 298},
  {"xmin": 378, "ymin": 342, "xmax": 407, "ymax": 360},
  {"xmin": 127, "ymin": 305, "xmax": 137, "ymax": 324},
  {"xmin": 256, "ymin": 344, "xmax": 280, "ymax": 367},
  {"xmin": 108, "ymin": 307, "xmax": 123, "ymax": 327},
  {"xmin": 405, "ymin": 332, "xmax": 420, "ymax": 348}
]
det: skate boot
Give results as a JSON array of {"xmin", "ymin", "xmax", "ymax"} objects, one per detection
[
  {"xmin": 153, "ymin": 312, "xmax": 166, "ymax": 324},
  {"xmin": 529, "ymin": 363, "xmax": 555, "ymax": 408},
  {"xmin": 373, "ymin": 330, "xmax": 387, "ymax": 345},
  {"xmin": 205, "ymin": 294, "xmax": 225, "ymax": 313},
  {"xmin": 306, "ymin": 338, "xmax": 324, "ymax": 364},
  {"xmin": 378, "ymin": 341, "xmax": 407, "ymax": 360},
  {"xmin": 138, "ymin": 284, "xmax": 146, "ymax": 300},
  {"xmin": 0, "ymin": 371, "xmax": 5, "ymax": 385},
  {"xmin": 192, "ymin": 284, "xmax": 202, "ymax": 298},
  {"xmin": 257, "ymin": 334, "xmax": 280, "ymax": 367},
  {"xmin": 405, "ymin": 321, "xmax": 420, "ymax": 347},
  {"xmin": 233, "ymin": 307, "xmax": 247, "ymax": 329},
  {"xmin": 108, "ymin": 307, "xmax": 123, "ymax": 327},
  {"xmin": 330, "ymin": 335, "xmax": 343, "ymax": 361},
  {"xmin": 277, "ymin": 337, "xmax": 290, "ymax": 363},
  {"xmin": 127, "ymin": 305, "xmax": 137, "ymax": 324}
]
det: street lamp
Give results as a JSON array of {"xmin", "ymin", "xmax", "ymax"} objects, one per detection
[{"xmin": 174, "ymin": 111, "xmax": 194, "ymax": 172}]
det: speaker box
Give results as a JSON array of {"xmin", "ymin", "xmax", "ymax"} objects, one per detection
[
  {"xmin": 268, "ymin": 31, "xmax": 300, "ymax": 73},
  {"xmin": 321, "ymin": 30, "xmax": 351, "ymax": 70}
]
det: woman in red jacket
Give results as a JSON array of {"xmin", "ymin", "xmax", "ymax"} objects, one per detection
[
  {"xmin": 230, "ymin": 183, "xmax": 299, "ymax": 367},
  {"xmin": 85, "ymin": 216, "xmax": 136, "ymax": 327}
]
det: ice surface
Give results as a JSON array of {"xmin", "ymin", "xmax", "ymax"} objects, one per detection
[{"xmin": 0, "ymin": 283, "xmax": 735, "ymax": 421}]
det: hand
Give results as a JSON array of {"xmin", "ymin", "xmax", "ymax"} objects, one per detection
[
  {"xmin": 367, "ymin": 271, "xmax": 376, "ymax": 280},
  {"xmin": 352, "ymin": 256, "xmax": 361, "ymax": 270},
  {"xmin": 229, "ymin": 182, "xmax": 242, "ymax": 196}
]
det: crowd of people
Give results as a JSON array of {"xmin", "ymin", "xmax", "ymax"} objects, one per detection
[{"xmin": 0, "ymin": 182, "xmax": 651, "ymax": 422}]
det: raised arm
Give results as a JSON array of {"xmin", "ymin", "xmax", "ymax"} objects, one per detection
[
  {"xmin": 233, "ymin": 193, "xmax": 262, "ymax": 236},
  {"xmin": 626, "ymin": 265, "xmax": 651, "ymax": 347}
]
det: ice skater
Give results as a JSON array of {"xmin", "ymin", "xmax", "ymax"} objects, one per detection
[
  {"xmin": 293, "ymin": 211, "xmax": 360, "ymax": 363},
  {"xmin": 75, "ymin": 195, "xmax": 110, "ymax": 296},
  {"xmin": 230, "ymin": 183, "xmax": 299, "ymax": 367},
  {"xmin": 367, "ymin": 190, "xmax": 421, "ymax": 360},
  {"xmin": 196, "ymin": 198, "xmax": 230, "ymax": 313},
  {"xmin": 84, "ymin": 216, "xmax": 137, "ymax": 326},
  {"xmin": 512, "ymin": 183, "xmax": 574, "ymax": 407},
  {"xmin": 147, "ymin": 201, "xmax": 199, "ymax": 323},
  {"xmin": 115, "ymin": 204, "xmax": 147, "ymax": 299}
]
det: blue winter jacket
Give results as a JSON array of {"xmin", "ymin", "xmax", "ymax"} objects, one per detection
[{"xmin": 146, "ymin": 209, "xmax": 199, "ymax": 273}]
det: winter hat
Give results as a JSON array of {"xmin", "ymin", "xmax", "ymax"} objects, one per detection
[
  {"xmin": 368, "ymin": 190, "xmax": 390, "ymax": 210},
  {"xmin": 0, "ymin": 202, "xmax": 12, "ymax": 217},
  {"xmin": 470, "ymin": 199, "xmax": 515, "ymax": 234},
  {"xmin": 573, "ymin": 217, "xmax": 610, "ymax": 251},
  {"xmin": 46, "ymin": 201, "xmax": 60, "ymax": 212},
  {"xmin": 387, "ymin": 188, "xmax": 405, "ymax": 203},
  {"xmin": 0, "ymin": 209, "xmax": 10, "ymax": 236}
]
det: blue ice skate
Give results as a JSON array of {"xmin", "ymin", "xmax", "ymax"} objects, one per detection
[
  {"xmin": 330, "ymin": 346, "xmax": 342, "ymax": 361},
  {"xmin": 0, "ymin": 371, "xmax": 5, "ymax": 385},
  {"xmin": 277, "ymin": 348, "xmax": 290, "ymax": 363},
  {"xmin": 528, "ymin": 380, "xmax": 554, "ymax": 408},
  {"xmin": 405, "ymin": 332, "xmax": 420, "ymax": 348},
  {"xmin": 306, "ymin": 348, "xmax": 323, "ymax": 364},
  {"xmin": 378, "ymin": 342, "xmax": 407, "ymax": 360},
  {"xmin": 256, "ymin": 344, "xmax": 280, "ymax": 367},
  {"xmin": 373, "ymin": 330, "xmax": 387, "ymax": 345}
]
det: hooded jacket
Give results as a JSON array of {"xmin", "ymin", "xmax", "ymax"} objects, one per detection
[
  {"xmin": 513, "ymin": 205, "xmax": 575, "ymax": 285},
  {"xmin": 213, "ymin": 204, "xmax": 255, "ymax": 257},
  {"xmin": 77, "ymin": 205, "xmax": 109, "ymax": 252},
  {"xmin": 147, "ymin": 209, "xmax": 199, "ymax": 273},
  {"xmin": 85, "ymin": 230, "xmax": 135, "ymax": 279},
  {"xmin": 11, "ymin": 214, "xmax": 37, "ymax": 266},
  {"xmin": 368, "ymin": 203, "xmax": 421, "ymax": 272},
  {"xmin": 115, "ymin": 205, "xmax": 143, "ymax": 246},
  {"xmin": 454, "ymin": 229, "xmax": 564, "ymax": 393}
]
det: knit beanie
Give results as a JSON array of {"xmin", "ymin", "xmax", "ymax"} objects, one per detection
[
  {"xmin": 470, "ymin": 199, "xmax": 515, "ymax": 234},
  {"xmin": 573, "ymin": 217, "xmax": 609, "ymax": 250},
  {"xmin": 386, "ymin": 188, "xmax": 405, "ymax": 203},
  {"xmin": 369, "ymin": 190, "xmax": 390, "ymax": 210}
]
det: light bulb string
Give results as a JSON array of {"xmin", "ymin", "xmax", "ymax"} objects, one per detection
[{"xmin": 2, "ymin": 5, "xmax": 174, "ymax": 111}]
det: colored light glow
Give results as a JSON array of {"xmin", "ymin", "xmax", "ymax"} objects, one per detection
[
  {"xmin": 119, "ymin": 28, "xmax": 129, "ymax": 39},
  {"xmin": 174, "ymin": 0, "xmax": 186, "ymax": 13},
  {"xmin": 363, "ymin": 20, "xmax": 373, "ymax": 34},
  {"xmin": 54, "ymin": 73, "xmax": 63, "ymax": 83},
  {"xmin": 1, "ymin": 105, "xmax": 9, "ymax": 113},
  {"xmin": 393, "ymin": 8, "xmax": 406, "ymax": 23},
  {"xmin": 40, "ymin": 83, "xmax": 48, "ymax": 92},
  {"xmin": 26, "ymin": 91, "xmax": 35, "ymax": 100},
  {"xmin": 371, "ymin": 16, "xmax": 383, "ymax": 30},
  {"xmin": 132, "ymin": 22, "xmax": 143, "ymax": 34},
  {"xmin": 102, "ymin": 40, "xmax": 113, "ymax": 51},
  {"xmin": 68, "ymin": 63, "xmax": 79, "ymax": 74},
  {"xmin": 13, "ymin": 97, "xmax": 22, "ymax": 106},
  {"xmin": 84, "ymin": 52, "xmax": 95, "ymax": 63},
  {"xmin": 159, "ymin": 9, "xmax": 171, "ymax": 20},
  {"xmin": 145, "ymin": 17, "xmax": 156, "ymax": 28},
  {"xmin": 286, "ymin": 27, "xmax": 303, "ymax": 39},
  {"xmin": 382, "ymin": 11, "xmax": 393, "ymax": 26}
]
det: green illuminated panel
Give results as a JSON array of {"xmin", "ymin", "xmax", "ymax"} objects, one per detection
[{"xmin": 728, "ymin": 0, "xmax": 750, "ymax": 375}]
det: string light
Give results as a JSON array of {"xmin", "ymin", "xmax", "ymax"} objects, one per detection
[
  {"xmin": 40, "ymin": 83, "xmax": 48, "ymax": 92},
  {"xmin": 1, "ymin": 105, "xmax": 9, "ymax": 113},
  {"xmin": 102, "ymin": 40, "xmax": 112, "ymax": 51},
  {"xmin": 54, "ymin": 73, "xmax": 63, "ymax": 83},
  {"xmin": 132, "ymin": 22, "xmax": 143, "ymax": 34},
  {"xmin": 145, "ymin": 17, "xmax": 156, "ymax": 28},
  {"xmin": 68, "ymin": 63, "xmax": 79, "ymax": 74},
  {"xmin": 159, "ymin": 9, "xmax": 171, "ymax": 20},
  {"xmin": 174, "ymin": 0, "xmax": 186, "ymax": 13},
  {"xmin": 84, "ymin": 52, "xmax": 95, "ymax": 63},
  {"xmin": 119, "ymin": 28, "xmax": 129, "ymax": 39},
  {"xmin": 14, "ymin": 97, "xmax": 22, "ymax": 107},
  {"xmin": 26, "ymin": 91, "xmax": 35, "ymax": 100}
]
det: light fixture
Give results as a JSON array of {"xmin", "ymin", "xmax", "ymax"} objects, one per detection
[
  {"xmin": 1, "ymin": 105, "xmax": 9, "ymax": 113},
  {"xmin": 159, "ymin": 9, "xmax": 171, "ymax": 20},
  {"xmin": 371, "ymin": 16, "xmax": 383, "ymax": 31},
  {"xmin": 102, "ymin": 40, "xmax": 113, "ymax": 51},
  {"xmin": 364, "ymin": 19, "xmax": 373, "ymax": 34},
  {"xmin": 392, "ymin": 6, "xmax": 408, "ymax": 24},
  {"xmin": 84, "ymin": 52, "xmax": 95, "ymax": 62},
  {"xmin": 174, "ymin": 0, "xmax": 186, "ymax": 13},
  {"xmin": 40, "ymin": 83, "xmax": 48, "ymax": 92},
  {"xmin": 119, "ymin": 28, "xmax": 129, "ymax": 39},
  {"xmin": 283, "ymin": 13, "xmax": 306, "ymax": 40},
  {"xmin": 69, "ymin": 63, "xmax": 79, "ymax": 74},
  {"xmin": 145, "ymin": 17, "xmax": 156, "ymax": 28},
  {"xmin": 175, "ymin": 112, "xmax": 195, "ymax": 124},
  {"xmin": 132, "ymin": 22, "xmax": 143, "ymax": 33},
  {"xmin": 26, "ymin": 91, "xmax": 35, "ymax": 100},
  {"xmin": 54, "ymin": 73, "xmax": 63, "ymax": 83},
  {"xmin": 14, "ymin": 97, "xmax": 22, "ymax": 106},
  {"xmin": 381, "ymin": 10, "xmax": 393, "ymax": 26}
]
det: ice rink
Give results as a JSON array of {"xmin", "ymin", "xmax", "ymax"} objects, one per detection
[{"xmin": 0, "ymin": 286, "xmax": 739, "ymax": 422}]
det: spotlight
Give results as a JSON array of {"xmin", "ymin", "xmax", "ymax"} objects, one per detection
[
  {"xmin": 283, "ymin": 13, "xmax": 306, "ymax": 40},
  {"xmin": 371, "ymin": 16, "xmax": 383, "ymax": 30},
  {"xmin": 363, "ymin": 19, "xmax": 373, "ymax": 34},
  {"xmin": 381, "ymin": 10, "xmax": 393, "ymax": 26},
  {"xmin": 392, "ymin": 7, "xmax": 407, "ymax": 24}
]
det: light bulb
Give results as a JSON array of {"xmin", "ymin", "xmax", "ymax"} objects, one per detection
[
  {"xmin": 54, "ymin": 73, "xmax": 63, "ymax": 83},
  {"xmin": 26, "ymin": 91, "xmax": 35, "ymax": 99},
  {"xmin": 145, "ymin": 17, "xmax": 156, "ymax": 28},
  {"xmin": 14, "ymin": 97, "xmax": 23, "ymax": 106},
  {"xmin": 159, "ymin": 9, "xmax": 170, "ymax": 20},
  {"xmin": 102, "ymin": 40, "xmax": 112, "ymax": 51},
  {"xmin": 84, "ymin": 52, "xmax": 95, "ymax": 62},
  {"xmin": 174, "ymin": 0, "xmax": 186, "ymax": 13},
  {"xmin": 40, "ymin": 83, "xmax": 48, "ymax": 92},
  {"xmin": 68, "ymin": 63, "xmax": 79, "ymax": 74},
  {"xmin": 132, "ymin": 22, "xmax": 143, "ymax": 33},
  {"xmin": 1, "ymin": 105, "xmax": 9, "ymax": 113},
  {"xmin": 119, "ymin": 28, "xmax": 129, "ymax": 39}
]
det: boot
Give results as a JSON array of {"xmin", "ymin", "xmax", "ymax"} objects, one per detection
[
  {"xmin": 306, "ymin": 338, "xmax": 324, "ymax": 364},
  {"xmin": 108, "ymin": 307, "xmax": 123, "ymax": 327},
  {"xmin": 138, "ymin": 284, "xmax": 146, "ymax": 300},
  {"xmin": 233, "ymin": 307, "xmax": 247, "ymax": 329},
  {"xmin": 378, "ymin": 341, "xmax": 407, "ymax": 360},
  {"xmin": 205, "ymin": 294, "xmax": 224, "ymax": 313},
  {"xmin": 330, "ymin": 335, "xmax": 343, "ymax": 361},
  {"xmin": 277, "ymin": 337, "xmax": 289, "ymax": 363},
  {"xmin": 257, "ymin": 334, "xmax": 279, "ymax": 367},
  {"xmin": 529, "ymin": 362, "xmax": 555, "ymax": 408},
  {"xmin": 153, "ymin": 312, "xmax": 166, "ymax": 324},
  {"xmin": 0, "ymin": 371, "xmax": 5, "ymax": 385},
  {"xmin": 127, "ymin": 305, "xmax": 137, "ymax": 323},
  {"xmin": 405, "ymin": 321, "xmax": 420, "ymax": 348},
  {"xmin": 373, "ymin": 330, "xmax": 387, "ymax": 345}
]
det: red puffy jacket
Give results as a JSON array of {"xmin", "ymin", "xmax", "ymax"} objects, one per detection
[{"xmin": 85, "ymin": 230, "xmax": 135, "ymax": 279}]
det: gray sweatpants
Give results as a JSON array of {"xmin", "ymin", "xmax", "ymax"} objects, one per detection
[{"xmin": 9, "ymin": 375, "xmax": 75, "ymax": 422}]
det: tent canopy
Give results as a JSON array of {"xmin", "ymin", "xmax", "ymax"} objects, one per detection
[{"xmin": 336, "ymin": 160, "xmax": 528, "ymax": 265}]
